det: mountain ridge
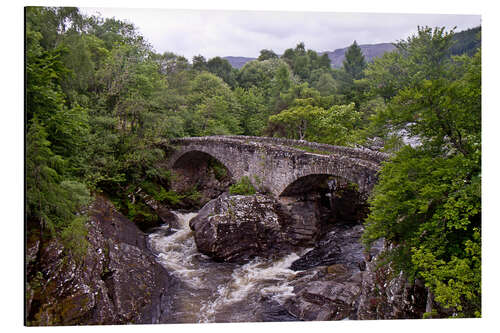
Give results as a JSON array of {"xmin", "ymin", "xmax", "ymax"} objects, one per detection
[
  {"xmin": 222, "ymin": 42, "xmax": 396, "ymax": 69},
  {"xmin": 222, "ymin": 26, "xmax": 481, "ymax": 69}
]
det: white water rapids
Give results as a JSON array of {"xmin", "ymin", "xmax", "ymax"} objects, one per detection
[{"xmin": 148, "ymin": 211, "xmax": 306, "ymax": 323}]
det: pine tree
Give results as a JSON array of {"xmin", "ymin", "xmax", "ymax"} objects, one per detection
[{"xmin": 342, "ymin": 41, "xmax": 366, "ymax": 80}]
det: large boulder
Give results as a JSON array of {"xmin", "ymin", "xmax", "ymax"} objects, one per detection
[
  {"xmin": 25, "ymin": 195, "xmax": 176, "ymax": 326},
  {"xmin": 282, "ymin": 222, "xmax": 431, "ymax": 321},
  {"xmin": 290, "ymin": 224, "xmax": 366, "ymax": 271},
  {"xmin": 189, "ymin": 194, "xmax": 295, "ymax": 263},
  {"xmin": 134, "ymin": 189, "xmax": 179, "ymax": 232},
  {"xmin": 283, "ymin": 266, "xmax": 363, "ymax": 321},
  {"xmin": 278, "ymin": 195, "xmax": 321, "ymax": 246},
  {"xmin": 356, "ymin": 243, "xmax": 430, "ymax": 320}
]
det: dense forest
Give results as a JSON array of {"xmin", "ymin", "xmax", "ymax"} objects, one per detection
[{"xmin": 26, "ymin": 6, "xmax": 481, "ymax": 319}]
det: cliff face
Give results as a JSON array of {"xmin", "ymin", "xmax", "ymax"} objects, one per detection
[{"xmin": 25, "ymin": 195, "xmax": 176, "ymax": 326}]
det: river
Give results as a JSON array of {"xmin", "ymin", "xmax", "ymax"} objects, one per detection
[{"xmin": 148, "ymin": 211, "xmax": 309, "ymax": 323}]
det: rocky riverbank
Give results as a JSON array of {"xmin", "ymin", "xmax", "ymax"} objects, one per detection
[
  {"xmin": 186, "ymin": 193, "xmax": 432, "ymax": 321},
  {"xmin": 26, "ymin": 192, "xmax": 434, "ymax": 325},
  {"xmin": 25, "ymin": 195, "xmax": 178, "ymax": 325}
]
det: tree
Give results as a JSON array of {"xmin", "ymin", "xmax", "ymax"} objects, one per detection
[
  {"xmin": 237, "ymin": 58, "xmax": 293, "ymax": 106},
  {"xmin": 364, "ymin": 51, "xmax": 406, "ymax": 102},
  {"xmin": 26, "ymin": 118, "xmax": 90, "ymax": 235},
  {"xmin": 206, "ymin": 56, "xmax": 238, "ymax": 88},
  {"xmin": 362, "ymin": 27, "xmax": 481, "ymax": 317},
  {"xmin": 234, "ymin": 87, "xmax": 268, "ymax": 135},
  {"xmin": 314, "ymin": 72, "xmax": 337, "ymax": 96},
  {"xmin": 268, "ymin": 98, "xmax": 360, "ymax": 145},
  {"xmin": 342, "ymin": 41, "xmax": 366, "ymax": 80},
  {"xmin": 192, "ymin": 54, "xmax": 207, "ymax": 71},
  {"xmin": 186, "ymin": 72, "xmax": 242, "ymax": 136},
  {"xmin": 318, "ymin": 53, "xmax": 331, "ymax": 68},
  {"xmin": 258, "ymin": 49, "xmax": 278, "ymax": 61},
  {"xmin": 334, "ymin": 41, "xmax": 368, "ymax": 108}
]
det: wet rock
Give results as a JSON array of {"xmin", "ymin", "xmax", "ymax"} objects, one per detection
[
  {"xmin": 26, "ymin": 195, "xmax": 175, "ymax": 326},
  {"xmin": 189, "ymin": 194, "xmax": 294, "ymax": 263},
  {"xmin": 135, "ymin": 189, "xmax": 179, "ymax": 232},
  {"xmin": 283, "ymin": 268, "xmax": 362, "ymax": 321},
  {"xmin": 290, "ymin": 223, "xmax": 366, "ymax": 271},
  {"xmin": 283, "ymin": 221, "xmax": 429, "ymax": 321},
  {"xmin": 278, "ymin": 196, "xmax": 321, "ymax": 246},
  {"xmin": 356, "ymin": 244, "xmax": 429, "ymax": 320}
]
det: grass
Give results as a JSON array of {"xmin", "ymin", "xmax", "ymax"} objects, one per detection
[{"xmin": 291, "ymin": 145, "xmax": 332, "ymax": 155}]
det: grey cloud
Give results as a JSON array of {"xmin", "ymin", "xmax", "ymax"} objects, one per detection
[{"xmin": 79, "ymin": 7, "xmax": 480, "ymax": 59}]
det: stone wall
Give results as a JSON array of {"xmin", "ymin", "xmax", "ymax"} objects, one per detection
[{"xmin": 168, "ymin": 136, "xmax": 386, "ymax": 197}]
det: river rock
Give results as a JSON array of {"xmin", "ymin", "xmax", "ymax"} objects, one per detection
[
  {"xmin": 284, "ymin": 267, "xmax": 363, "ymax": 321},
  {"xmin": 278, "ymin": 195, "xmax": 321, "ymax": 246},
  {"xmin": 356, "ymin": 243, "xmax": 429, "ymax": 320},
  {"xmin": 25, "ymin": 195, "xmax": 176, "ymax": 326},
  {"xmin": 290, "ymin": 223, "xmax": 367, "ymax": 271},
  {"xmin": 135, "ymin": 189, "xmax": 179, "ymax": 231},
  {"xmin": 282, "ymin": 220, "xmax": 432, "ymax": 321},
  {"xmin": 189, "ymin": 194, "xmax": 294, "ymax": 263}
]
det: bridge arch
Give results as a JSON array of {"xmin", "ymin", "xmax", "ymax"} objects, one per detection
[
  {"xmin": 171, "ymin": 150, "xmax": 235, "ymax": 181},
  {"xmin": 279, "ymin": 174, "xmax": 347, "ymax": 197}
]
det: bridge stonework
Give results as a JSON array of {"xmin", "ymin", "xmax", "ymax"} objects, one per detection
[{"xmin": 167, "ymin": 136, "xmax": 388, "ymax": 197}]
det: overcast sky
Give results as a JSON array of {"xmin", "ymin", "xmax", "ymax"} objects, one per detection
[{"xmin": 80, "ymin": 7, "xmax": 480, "ymax": 60}]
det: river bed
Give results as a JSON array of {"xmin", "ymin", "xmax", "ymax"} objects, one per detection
[{"xmin": 148, "ymin": 211, "xmax": 308, "ymax": 323}]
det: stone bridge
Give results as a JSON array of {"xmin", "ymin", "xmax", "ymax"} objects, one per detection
[{"xmin": 167, "ymin": 136, "xmax": 389, "ymax": 197}]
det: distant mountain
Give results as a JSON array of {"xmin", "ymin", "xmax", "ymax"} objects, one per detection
[
  {"xmin": 223, "ymin": 56, "xmax": 256, "ymax": 69},
  {"xmin": 322, "ymin": 43, "xmax": 396, "ymax": 68},
  {"xmin": 223, "ymin": 43, "xmax": 395, "ymax": 69},
  {"xmin": 449, "ymin": 26, "xmax": 481, "ymax": 56}
]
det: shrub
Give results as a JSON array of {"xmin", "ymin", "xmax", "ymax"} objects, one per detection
[
  {"xmin": 229, "ymin": 176, "xmax": 256, "ymax": 195},
  {"xmin": 60, "ymin": 216, "xmax": 89, "ymax": 261}
]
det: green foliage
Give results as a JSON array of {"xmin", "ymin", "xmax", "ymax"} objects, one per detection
[
  {"xmin": 26, "ymin": 118, "xmax": 91, "ymax": 234},
  {"xmin": 342, "ymin": 41, "xmax": 367, "ymax": 80},
  {"xmin": 229, "ymin": 176, "xmax": 257, "ymax": 195},
  {"xmin": 313, "ymin": 72, "xmax": 337, "ymax": 96},
  {"xmin": 192, "ymin": 54, "xmax": 208, "ymax": 71},
  {"xmin": 163, "ymin": 190, "xmax": 183, "ymax": 205},
  {"xmin": 125, "ymin": 200, "xmax": 156, "ymax": 223},
  {"xmin": 184, "ymin": 187, "xmax": 202, "ymax": 202},
  {"xmin": 208, "ymin": 159, "xmax": 228, "ymax": 181},
  {"xmin": 60, "ymin": 216, "xmax": 89, "ymax": 260},
  {"xmin": 258, "ymin": 49, "xmax": 278, "ymax": 61},
  {"xmin": 268, "ymin": 98, "xmax": 360, "ymax": 145},
  {"xmin": 449, "ymin": 26, "xmax": 481, "ymax": 56},
  {"xmin": 412, "ymin": 228, "xmax": 481, "ymax": 317},
  {"xmin": 362, "ymin": 26, "xmax": 481, "ymax": 317},
  {"xmin": 234, "ymin": 87, "xmax": 269, "ymax": 135},
  {"xmin": 185, "ymin": 72, "xmax": 242, "ymax": 136},
  {"xmin": 25, "ymin": 8, "xmax": 481, "ymax": 318},
  {"xmin": 206, "ymin": 56, "xmax": 238, "ymax": 88},
  {"xmin": 279, "ymin": 42, "xmax": 330, "ymax": 83}
]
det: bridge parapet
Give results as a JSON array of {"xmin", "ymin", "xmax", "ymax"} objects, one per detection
[{"xmin": 220, "ymin": 135, "xmax": 389, "ymax": 164}]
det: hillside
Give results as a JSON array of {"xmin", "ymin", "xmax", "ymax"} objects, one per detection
[
  {"xmin": 322, "ymin": 43, "xmax": 396, "ymax": 68},
  {"xmin": 223, "ymin": 26, "xmax": 481, "ymax": 70},
  {"xmin": 449, "ymin": 26, "xmax": 481, "ymax": 56},
  {"xmin": 223, "ymin": 56, "xmax": 256, "ymax": 69},
  {"xmin": 223, "ymin": 43, "xmax": 396, "ymax": 69}
]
